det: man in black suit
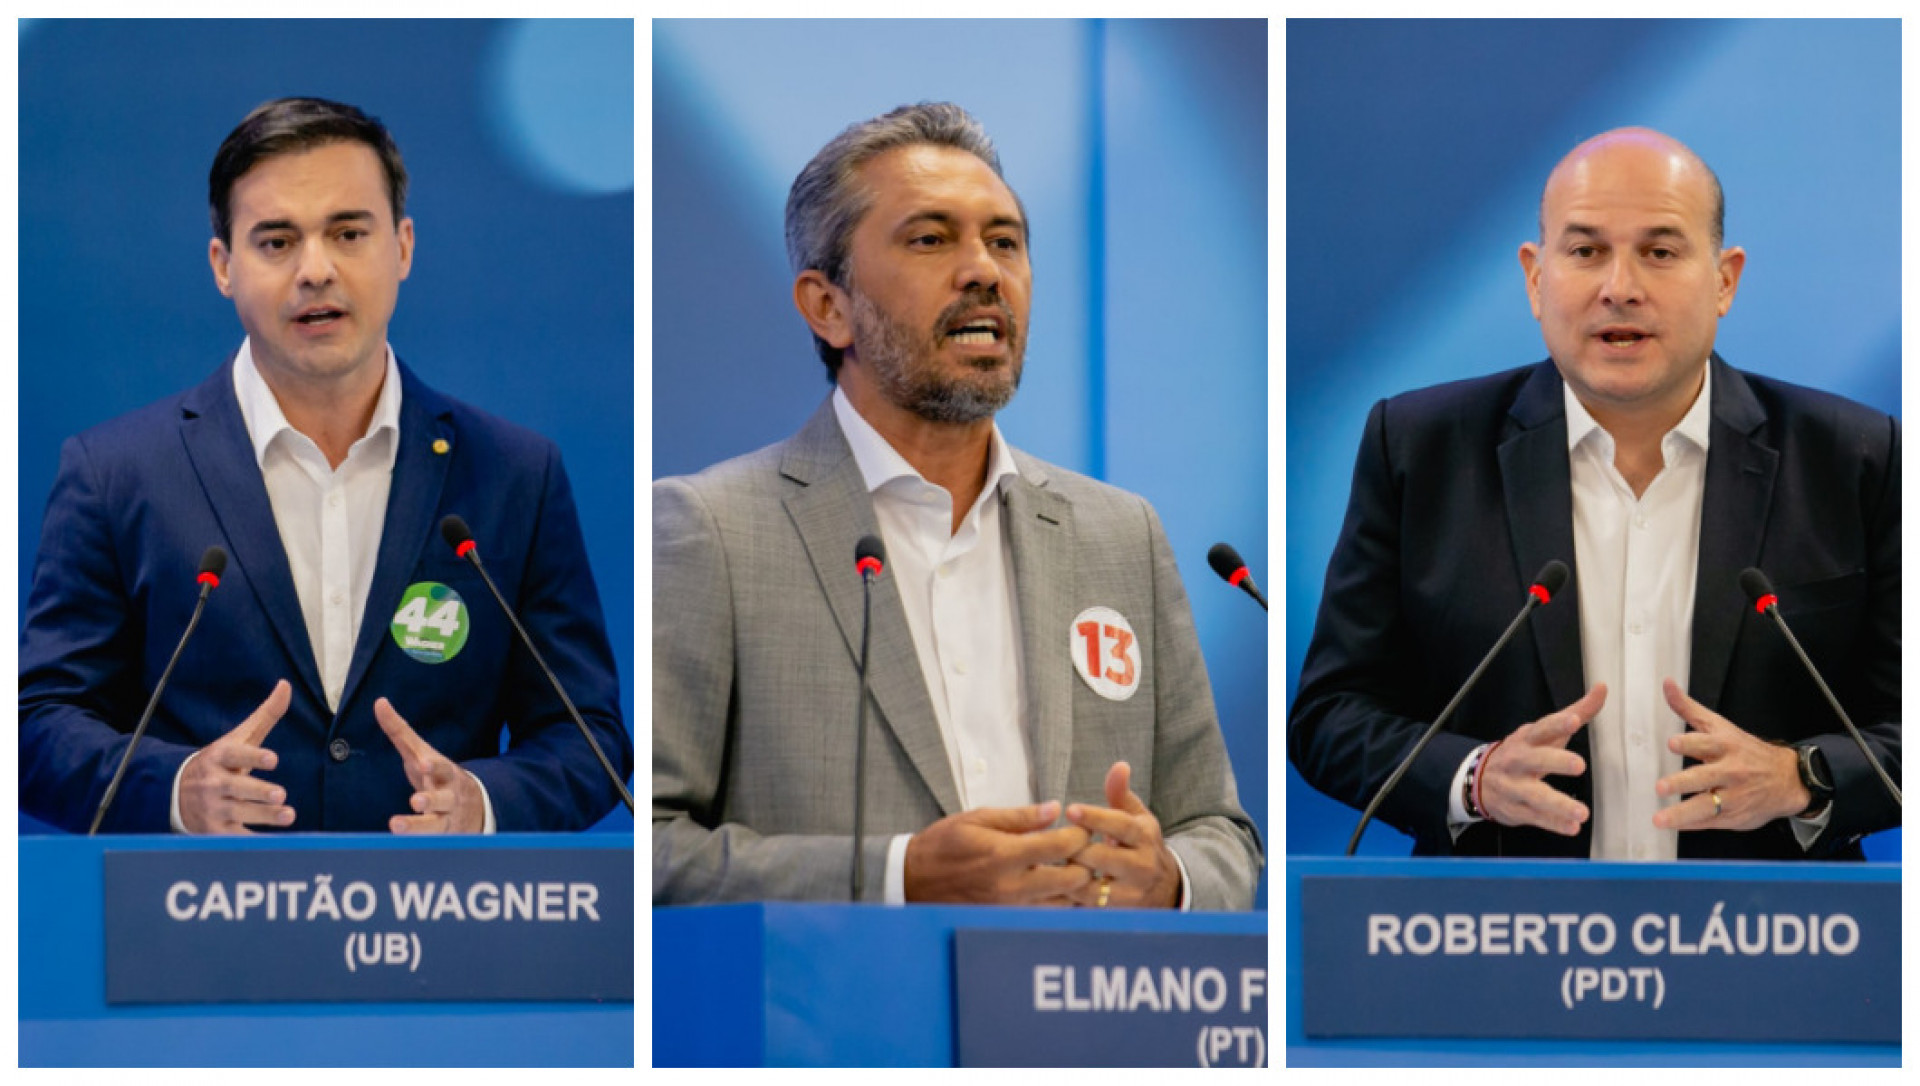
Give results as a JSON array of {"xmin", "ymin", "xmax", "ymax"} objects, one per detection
[{"xmin": 1289, "ymin": 128, "xmax": 1898, "ymax": 860}]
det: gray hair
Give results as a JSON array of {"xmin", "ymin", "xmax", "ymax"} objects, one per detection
[{"xmin": 784, "ymin": 102, "xmax": 1015, "ymax": 379}]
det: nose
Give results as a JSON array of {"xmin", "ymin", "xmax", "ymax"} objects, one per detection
[
  {"xmin": 952, "ymin": 236, "xmax": 1002, "ymax": 294},
  {"xmin": 1599, "ymin": 254, "xmax": 1643, "ymax": 307},
  {"xmin": 295, "ymin": 238, "xmax": 337, "ymax": 288}
]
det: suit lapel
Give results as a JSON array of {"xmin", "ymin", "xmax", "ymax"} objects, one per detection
[
  {"xmin": 783, "ymin": 402, "xmax": 963, "ymax": 816},
  {"xmin": 178, "ymin": 361, "xmax": 327, "ymax": 708},
  {"xmin": 1002, "ymin": 459, "xmax": 1075, "ymax": 808},
  {"xmin": 1688, "ymin": 357, "xmax": 1776, "ymax": 708},
  {"xmin": 1497, "ymin": 362, "xmax": 1585, "ymax": 711},
  {"xmin": 336, "ymin": 361, "xmax": 456, "ymax": 717}
]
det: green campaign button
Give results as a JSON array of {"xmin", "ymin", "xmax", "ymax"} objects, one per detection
[{"xmin": 390, "ymin": 582, "xmax": 470, "ymax": 664}]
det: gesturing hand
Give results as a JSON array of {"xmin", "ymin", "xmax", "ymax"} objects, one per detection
[
  {"xmin": 1477, "ymin": 683, "xmax": 1605, "ymax": 837},
  {"xmin": 1653, "ymin": 679, "xmax": 1809, "ymax": 832},
  {"xmin": 179, "ymin": 679, "xmax": 295, "ymax": 834},
  {"xmin": 374, "ymin": 697, "xmax": 486, "ymax": 834},
  {"xmin": 904, "ymin": 801, "xmax": 1093, "ymax": 905},
  {"xmin": 1064, "ymin": 761, "xmax": 1182, "ymax": 909}
]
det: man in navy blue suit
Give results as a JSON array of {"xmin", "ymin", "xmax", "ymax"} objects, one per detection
[
  {"xmin": 20, "ymin": 98, "xmax": 631, "ymax": 834},
  {"xmin": 1290, "ymin": 128, "xmax": 1898, "ymax": 860}
]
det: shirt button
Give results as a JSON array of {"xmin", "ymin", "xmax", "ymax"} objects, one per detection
[
  {"xmin": 328, "ymin": 492, "xmax": 342, "ymax": 508},
  {"xmin": 1635, "ymin": 516, "xmax": 1648, "ymax": 530},
  {"xmin": 331, "ymin": 591, "xmax": 345, "ymax": 606},
  {"xmin": 328, "ymin": 738, "xmax": 351, "ymax": 763},
  {"xmin": 952, "ymin": 660, "xmax": 968, "ymax": 676},
  {"xmin": 969, "ymin": 758, "xmax": 987, "ymax": 777},
  {"xmin": 1629, "ymin": 622, "xmax": 1644, "ymax": 636},
  {"xmin": 937, "ymin": 564, "xmax": 953, "ymax": 580}
]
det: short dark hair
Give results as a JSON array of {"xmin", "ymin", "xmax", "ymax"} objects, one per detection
[
  {"xmin": 209, "ymin": 97, "xmax": 409, "ymax": 245},
  {"xmin": 785, "ymin": 102, "xmax": 1017, "ymax": 381}
]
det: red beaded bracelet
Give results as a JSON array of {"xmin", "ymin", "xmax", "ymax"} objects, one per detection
[{"xmin": 1470, "ymin": 739, "xmax": 1504, "ymax": 821}]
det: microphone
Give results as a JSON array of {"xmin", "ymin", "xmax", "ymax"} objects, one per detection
[
  {"xmin": 1208, "ymin": 542, "xmax": 1268, "ymax": 612},
  {"xmin": 851, "ymin": 534, "xmax": 885, "ymax": 902},
  {"xmin": 1740, "ymin": 567, "xmax": 1901, "ymax": 808},
  {"xmin": 439, "ymin": 515, "xmax": 635, "ymax": 815},
  {"xmin": 1346, "ymin": 560, "xmax": 1569, "ymax": 855},
  {"xmin": 90, "ymin": 546, "xmax": 227, "ymax": 835}
]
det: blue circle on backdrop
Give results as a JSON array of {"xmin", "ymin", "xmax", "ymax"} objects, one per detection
[{"xmin": 487, "ymin": 19, "xmax": 634, "ymax": 195}]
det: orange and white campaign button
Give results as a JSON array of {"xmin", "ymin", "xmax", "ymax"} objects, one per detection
[{"xmin": 1070, "ymin": 606, "xmax": 1141, "ymax": 701}]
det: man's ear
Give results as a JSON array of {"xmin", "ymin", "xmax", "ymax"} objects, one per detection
[
  {"xmin": 1517, "ymin": 241, "xmax": 1544, "ymax": 321},
  {"xmin": 793, "ymin": 270, "xmax": 854, "ymax": 351},
  {"xmin": 209, "ymin": 237, "xmax": 234, "ymax": 298},
  {"xmin": 1715, "ymin": 245, "xmax": 1746, "ymax": 316}
]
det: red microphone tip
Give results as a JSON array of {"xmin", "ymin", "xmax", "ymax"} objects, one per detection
[
  {"xmin": 856, "ymin": 556, "xmax": 883, "ymax": 578},
  {"xmin": 197, "ymin": 572, "xmax": 220, "ymax": 588},
  {"xmin": 1228, "ymin": 567, "xmax": 1250, "ymax": 588},
  {"xmin": 455, "ymin": 540, "xmax": 476, "ymax": 560},
  {"xmin": 1529, "ymin": 584, "xmax": 1551, "ymax": 605},
  {"xmin": 1754, "ymin": 593, "xmax": 1778, "ymax": 615}
]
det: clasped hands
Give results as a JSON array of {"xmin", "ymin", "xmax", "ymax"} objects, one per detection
[
  {"xmin": 177, "ymin": 680, "xmax": 486, "ymax": 835},
  {"xmin": 904, "ymin": 761, "xmax": 1181, "ymax": 908},
  {"xmin": 1476, "ymin": 679, "xmax": 1811, "ymax": 836}
]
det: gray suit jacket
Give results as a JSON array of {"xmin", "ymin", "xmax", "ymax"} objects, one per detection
[{"xmin": 653, "ymin": 400, "xmax": 1262, "ymax": 908}]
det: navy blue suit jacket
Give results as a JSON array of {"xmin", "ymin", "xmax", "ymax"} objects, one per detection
[
  {"xmin": 20, "ymin": 359, "xmax": 633, "ymax": 833},
  {"xmin": 1289, "ymin": 357, "xmax": 1899, "ymax": 859}
]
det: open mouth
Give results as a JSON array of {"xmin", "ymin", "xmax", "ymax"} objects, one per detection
[
  {"xmin": 1596, "ymin": 330, "xmax": 1649, "ymax": 347},
  {"xmin": 946, "ymin": 319, "xmax": 1002, "ymax": 346},
  {"xmin": 296, "ymin": 307, "xmax": 346, "ymax": 327}
]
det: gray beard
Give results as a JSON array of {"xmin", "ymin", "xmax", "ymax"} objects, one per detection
[{"xmin": 849, "ymin": 290, "xmax": 1020, "ymax": 424}]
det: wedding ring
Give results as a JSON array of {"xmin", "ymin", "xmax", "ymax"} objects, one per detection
[
  {"xmin": 1096, "ymin": 877, "xmax": 1113, "ymax": 908},
  {"xmin": 1709, "ymin": 788, "xmax": 1723, "ymax": 817}
]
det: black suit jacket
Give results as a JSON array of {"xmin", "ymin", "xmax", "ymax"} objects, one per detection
[{"xmin": 1288, "ymin": 356, "xmax": 1899, "ymax": 859}]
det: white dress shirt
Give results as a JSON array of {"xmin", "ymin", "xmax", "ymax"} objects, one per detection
[
  {"xmin": 1449, "ymin": 368, "xmax": 1824, "ymax": 854},
  {"xmin": 235, "ymin": 339, "xmax": 402, "ymax": 711},
  {"xmin": 832, "ymin": 390, "xmax": 1031, "ymax": 901},
  {"xmin": 172, "ymin": 340, "xmax": 493, "ymax": 832},
  {"xmin": 832, "ymin": 391, "xmax": 1191, "ymax": 908},
  {"xmin": 1567, "ymin": 371, "xmax": 1710, "ymax": 861}
]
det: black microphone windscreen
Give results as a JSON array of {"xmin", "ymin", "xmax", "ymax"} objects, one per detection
[
  {"xmin": 441, "ymin": 515, "xmax": 474, "ymax": 551},
  {"xmin": 1207, "ymin": 542, "xmax": 1245, "ymax": 582},
  {"xmin": 855, "ymin": 534, "xmax": 886, "ymax": 565},
  {"xmin": 1740, "ymin": 567, "xmax": 1775, "ymax": 604},
  {"xmin": 1534, "ymin": 560, "xmax": 1570, "ymax": 598},
  {"xmin": 199, "ymin": 546, "xmax": 227, "ymax": 578}
]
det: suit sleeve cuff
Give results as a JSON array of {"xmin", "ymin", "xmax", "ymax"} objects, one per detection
[
  {"xmin": 884, "ymin": 833, "xmax": 912, "ymax": 904},
  {"xmin": 1448, "ymin": 743, "xmax": 1490, "ymax": 841},
  {"xmin": 1789, "ymin": 802, "xmax": 1832, "ymax": 851},
  {"xmin": 1171, "ymin": 846, "xmax": 1193, "ymax": 911},
  {"xmin": 471, "ymin": 771, "xmax": 497, "ymax": 835},
  {"xmin": 170, "ymin": 750, "xmax": 199, "ymax": 834}
]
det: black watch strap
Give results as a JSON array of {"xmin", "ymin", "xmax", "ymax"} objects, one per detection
[{"xmin": 1796, "ymin": 744, "xmax": 1835, "ymax": 817}]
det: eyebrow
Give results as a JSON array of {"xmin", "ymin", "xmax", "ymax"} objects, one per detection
[
  {"xmin": 899, "ymin": 209, "xmax": 1027, "ymax": 238},
  {"xmin": 246, "ymin": 210, "xmax": 378, "ymax": 238},
  {"xmin": 1560, "ymin": 222, "xmax": 1689, "ymax": 243}
]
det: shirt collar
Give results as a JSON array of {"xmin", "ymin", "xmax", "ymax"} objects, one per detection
[
  {"xmin": 830, "ymin": 385, "xmax": 1020, "ymax": 501},
  {"xmin": 1563, "ymin": 363, "xmax": 1713, "ymax": 455},
  {"xmin": 232, "ymin": 337, "xmax": 403, "ymax": 469}
]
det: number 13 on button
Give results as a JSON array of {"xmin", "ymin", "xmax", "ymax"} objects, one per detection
[{"xmin": 1071, "ymin": 606, "xmax": 1141, "ymax": 701}]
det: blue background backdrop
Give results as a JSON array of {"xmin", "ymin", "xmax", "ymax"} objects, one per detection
[
  {"xmin": 652, "ymin": 19, "xmax": 1271, "ymax": 903},
  {"xmin": 17, "ymin": 19, "xmax": 636, "ymax": 833},
  {"xmin": 1286, "ymin": 19, "xmax": 1900, "ymax": 858}
]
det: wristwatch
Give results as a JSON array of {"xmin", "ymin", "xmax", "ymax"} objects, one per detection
[{"xmin": 1794, "ymin": 743, "xmax": 1835, "ymax": 818}]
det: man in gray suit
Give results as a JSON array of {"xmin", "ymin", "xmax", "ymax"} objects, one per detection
[{"xmin": 653, "ymin": 103, "xmax": 1261, "ymax": 909}]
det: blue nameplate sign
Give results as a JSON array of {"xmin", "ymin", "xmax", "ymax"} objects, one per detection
[
  {"xmin": 104, "ymin": 848, "xmax": 633, "ymax": 1003},
  {"xmin": 954, "ymin": 930, "xmax": 1267, "ymax": 1067},
  {"xmin": 1302, "ymin": 873, "xmax": 1897, "ymax": 1042}
]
